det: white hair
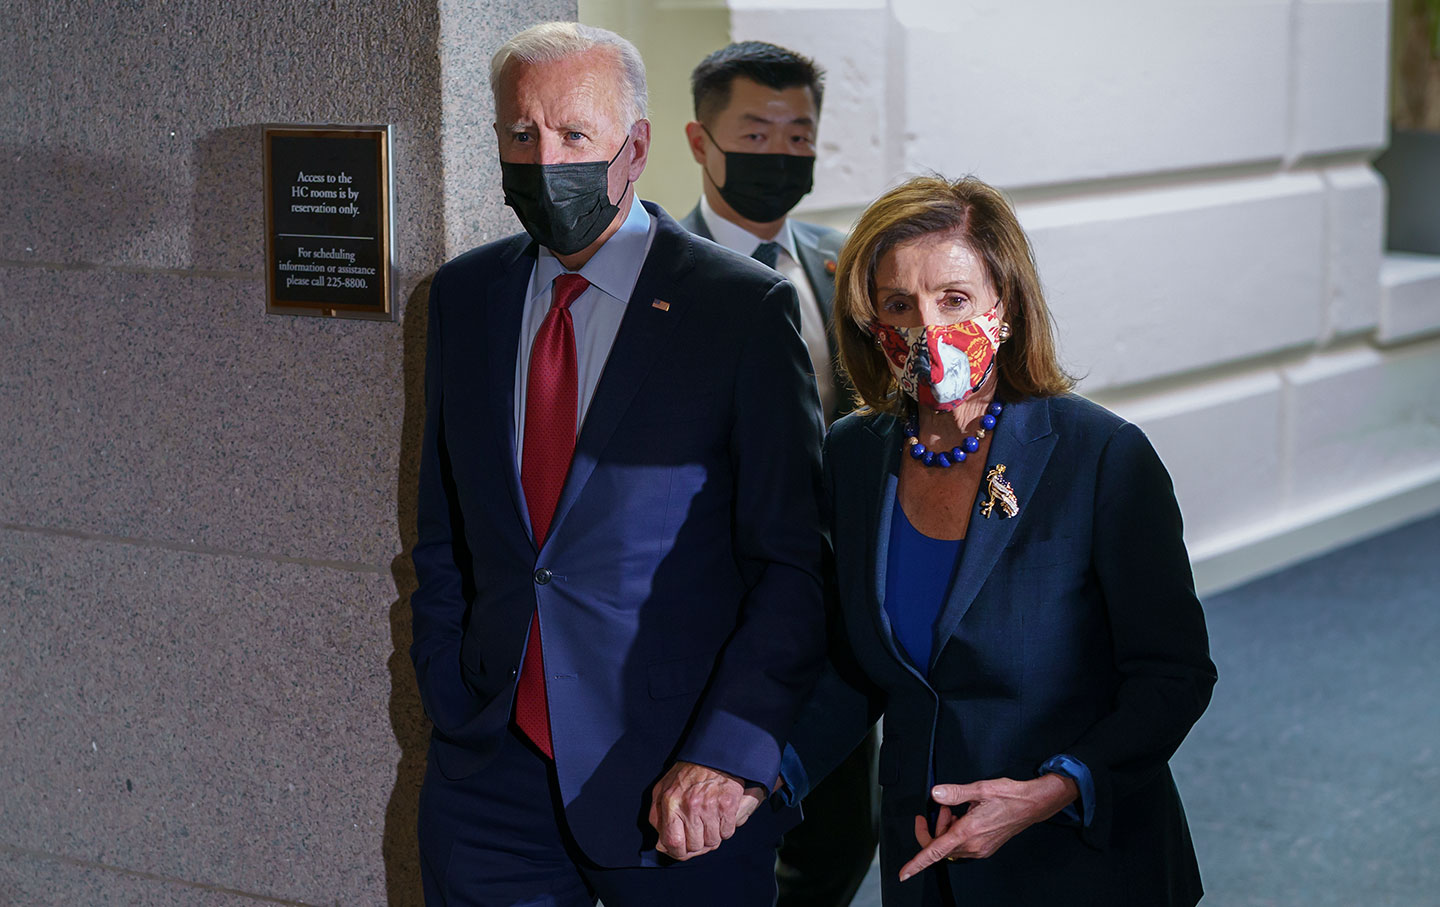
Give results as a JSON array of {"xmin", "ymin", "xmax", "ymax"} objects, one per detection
[{"xmin": 490, "ymin": 22, "xmax": 648, "ymax": 125}]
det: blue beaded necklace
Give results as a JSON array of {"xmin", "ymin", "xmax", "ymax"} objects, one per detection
[{"xmin": 903, "ymin": 401, "xmax": 1004, "ymax": 468}]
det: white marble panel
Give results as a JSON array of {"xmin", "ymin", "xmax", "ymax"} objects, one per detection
[
  {"xmin": 1379, "ymin": 253, "xmax": 1440, "ymax": 345},
  {"xmin": 1321, "ymin": 164, "xmax": 1384, "ymax": 340},
  {"xmin": 1020, "ymin": 173, "xmax": 1327, "ymax": 390},
  {"xmin": 889, "ymin": 0, "xmax": 1291, "ymax": 188},
  {"xmin": 1291, "ymin": 0, "xmax": 1390, "ymax": 158}
]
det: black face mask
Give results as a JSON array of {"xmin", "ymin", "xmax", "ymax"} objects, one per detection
[
  {"xmin": 703, "ymin": 125, "xmax": 815, "ymax": 224},
  {"xmin": 501, "ymin": 137, "xmax": 629, "ymax": 256}
]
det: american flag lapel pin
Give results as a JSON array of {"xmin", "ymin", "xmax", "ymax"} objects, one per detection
[{"xmin": 651, "ymin": 299, "xmax": 670, "ymax": 311}]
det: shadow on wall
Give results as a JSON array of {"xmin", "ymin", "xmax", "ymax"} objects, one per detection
[
  {"xmin": 386, "ymin": 277, "xmax": 435, "ymax": 906},
  {"xmin": 0, "ymin": 142, "xmax": 161, "ymax": 264},
  {"xmin": 190, "ymin": 125, "xmax": 267, "ymax": 273}
]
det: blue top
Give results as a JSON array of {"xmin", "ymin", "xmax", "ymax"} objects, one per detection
[{"xmin": 885, "ymin": 499, "xmax": 964, "ymax": 673}]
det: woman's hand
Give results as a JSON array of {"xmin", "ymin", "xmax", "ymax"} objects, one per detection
[{"xmin": 898, "ymin": 774, "xmax": 1079, "ymax": 881}]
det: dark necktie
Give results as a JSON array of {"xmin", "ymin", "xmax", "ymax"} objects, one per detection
[
  {"xmin": 752, "ymin": 241, "xmax": 781, "ymax": 269},
  {"xmin": 515, "ymin": 272, "xmax": 589, "ymax": 759}
]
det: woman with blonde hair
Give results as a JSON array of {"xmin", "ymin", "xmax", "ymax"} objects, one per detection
[{"xmin": 777, "ymin": 176, "xmax": 1215, "ymax": 906}]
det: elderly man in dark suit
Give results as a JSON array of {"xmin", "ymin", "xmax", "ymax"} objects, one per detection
[
  {"xmin": 680, "ymin": 40, "xmax": 879, "ymax": 907},
  {"xmin": 410, "ymin": 22, "xmax": 827, "ymax": 907}
]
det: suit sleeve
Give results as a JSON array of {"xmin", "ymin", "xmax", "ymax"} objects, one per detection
[
  {"xmin": 778, "ymin": 429, "xmax": 887, "ymax": 804},
  {"xmin": 777, "ymin": 657, "xmax": 885, "ymax": 805},
  {"xmin": 408, "ymin": 267, "xmax": 481, "ymax": 738},
  {"xmin": 1064, "ymin": 422, "xmax": 1218, "ymax": 848},
  {"xmin": 674, "ymin": 277, "xmax": 829, "ymax": 791},
  {"xmin": 777, "ymin": 599, "xmax": 887, "ymax": 805}
]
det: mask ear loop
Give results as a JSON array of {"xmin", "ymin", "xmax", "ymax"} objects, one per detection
[
  {"xmin": 609, "ymin": 130, "xmax": 633, "ymax": 167},
  {"xmin": 697, "ymin": 123, "xmax": 729, "ymax": 191},
  {"xmin": 699, "ymin": 123, "xmax": 725, "ymax": 151},
  {"xmin": 606, "ymin": 129, "xmax": 636, "ymax": 206}
]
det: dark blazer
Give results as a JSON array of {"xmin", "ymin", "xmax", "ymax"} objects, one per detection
[
  {"xmin": 680, "ymin": 204, "xmax": 852, "ymax": 423},
  {"xmin": 783, "ymin": 395, "xmax": 1216, "ymax": 906},
  {"xmin": 410, "ymin": 202, "xmax": 828, "ymax": 868}
]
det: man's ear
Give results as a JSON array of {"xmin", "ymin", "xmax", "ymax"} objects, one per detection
[
  {"xmin": 684, "ymin": 121, "xmax": 709, "ymax": 166},
  {"xmin": 626, "ymin": 119, "xmax": 652, "ymax": 182}
]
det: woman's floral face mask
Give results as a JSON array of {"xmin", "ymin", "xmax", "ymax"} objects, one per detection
[{"xmin": 867, "ymin": 308, "xmax": 1002, "ymax": 411}]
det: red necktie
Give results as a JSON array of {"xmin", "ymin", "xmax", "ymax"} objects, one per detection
[{"xmin": 515, "ymin": 273, "xmax": 589, "ymax": 758}]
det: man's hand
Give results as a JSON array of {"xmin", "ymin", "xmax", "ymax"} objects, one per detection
[
  {"xmin": 898, "ymin": 774, "xmax": 1078, "ymax": 881},
  {"xmin": 648, "ymin": 761, "xmax": 766, "ymax": 861}
]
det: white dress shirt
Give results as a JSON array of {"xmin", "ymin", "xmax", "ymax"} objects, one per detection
[
  {"xmin": 514, "ymin": 199, "xmax": 657, "ymax": 467},
  {"xmin": 697, "ymin": 195, "xmax": 837, "ymax": 419}
]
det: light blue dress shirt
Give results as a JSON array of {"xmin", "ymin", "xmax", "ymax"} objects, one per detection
[{"xmin": 513, "ymin": 198, "xmax": 656, "ymax": 467}]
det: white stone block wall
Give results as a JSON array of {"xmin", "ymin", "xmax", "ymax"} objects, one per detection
[
  {"xmin": 1380, "ymin": 253, "xmax": 1440, "ymax": 343},
  {"xmin": 1325, "ymin": 165, "xmax": 1385, "ymax": 340},
  {"xmin": 1020, "ymin": 173, "xmax": 1328, "ymax": 389},
  {"xmin": 591, "ymin": 0, "xmax": 1436, "ymax": 593}
]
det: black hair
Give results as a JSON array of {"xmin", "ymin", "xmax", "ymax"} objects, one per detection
[{"xmin": 690, "ymin": 41, "xmax": 825, "ymax": 123}]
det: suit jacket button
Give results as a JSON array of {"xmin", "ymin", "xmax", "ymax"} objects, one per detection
[{"xmin": 534, "ymin": 567, "xmax": 552, "ymax": 585}]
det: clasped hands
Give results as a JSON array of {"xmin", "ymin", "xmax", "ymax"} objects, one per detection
[{"xmin": 647, "ymin": 761, "xmax": 770, "ymax": 861}]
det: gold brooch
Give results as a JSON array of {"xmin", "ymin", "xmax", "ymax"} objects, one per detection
[{"xmin": 980, "ymin": 464, "xmax": 1019, "ymax": 519}]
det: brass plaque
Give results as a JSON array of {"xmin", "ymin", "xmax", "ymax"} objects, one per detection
[{"xmin": 264, "ymin": 126, "xmax": 393, "ymax": 320}]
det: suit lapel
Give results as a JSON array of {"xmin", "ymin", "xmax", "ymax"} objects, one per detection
[
  {"xmin": 791, "ymin": 225, "xmax": 849, "ymax": 421},
  {"xmin": 928, "ymin": 397, "xmax": 1057, "ymax": 673},
  {"xmin": 863, "ymin": 415, "xmax": 930, "ymax": 684},
  {"xmin": 542, "ymin": 204, "xmax": 695, "ymax": 547},
  {"xmin": 487, "ymin": 236, "xmax": 540, "ymax": 548},
  {"xmin": 792, "ymin": 225, "xmax": 837, "ymax": 325}
]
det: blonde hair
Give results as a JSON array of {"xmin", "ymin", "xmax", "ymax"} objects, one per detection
[
  {"xmin": 834, "ymin": 175, "xmax": 1073, "ymax": 415},
  {"xmin": 490, "ymin": 22, "xmax": 648, "ymax": 124}
]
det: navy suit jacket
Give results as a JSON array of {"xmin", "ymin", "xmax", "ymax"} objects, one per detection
[
  {"xmin": 783, "ymin": 396, "xmax": 1216, "ymax": 906},
  {"xmin": 410, "ymin": 202, "xmax": 827, "ymax": 867},
  {"xmin": 679, "ymin": 205, "xmax": 852, "ymax": 424}
]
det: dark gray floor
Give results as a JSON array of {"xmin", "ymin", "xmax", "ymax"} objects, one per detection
[{"xmin": 849, "ymin": 513, "xmax": 1440, "ymax": 906}]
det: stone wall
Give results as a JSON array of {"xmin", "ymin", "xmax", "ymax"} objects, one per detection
[{"xmin": 0, "ymin": 1, "xmax": 571, "ymax": 902}]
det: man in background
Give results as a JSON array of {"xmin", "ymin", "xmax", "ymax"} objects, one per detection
[
  {"xmin": 682, "ymin": 41, "xmax": 879, "ymax": 907},
  {"xmin": 683, "ymin": 41, "xmax": 852, "ymax": 426}
]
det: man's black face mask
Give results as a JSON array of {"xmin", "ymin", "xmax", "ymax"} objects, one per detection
[
  {"xmin": 501, "ymin": 136, "xmax": 630, "ymax": 256},
  {"xmin": 703, "ymin": 125, "xmax": 815, "ymax": 224}
]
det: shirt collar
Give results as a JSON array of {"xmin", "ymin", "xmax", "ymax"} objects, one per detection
[
  {"xmin": 533, "ymin": 197, "xmax": 652, "ymax": 302},
  {"xmin": 698, "ymin": 194, "xmax": 796, "ymax": 262}
]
